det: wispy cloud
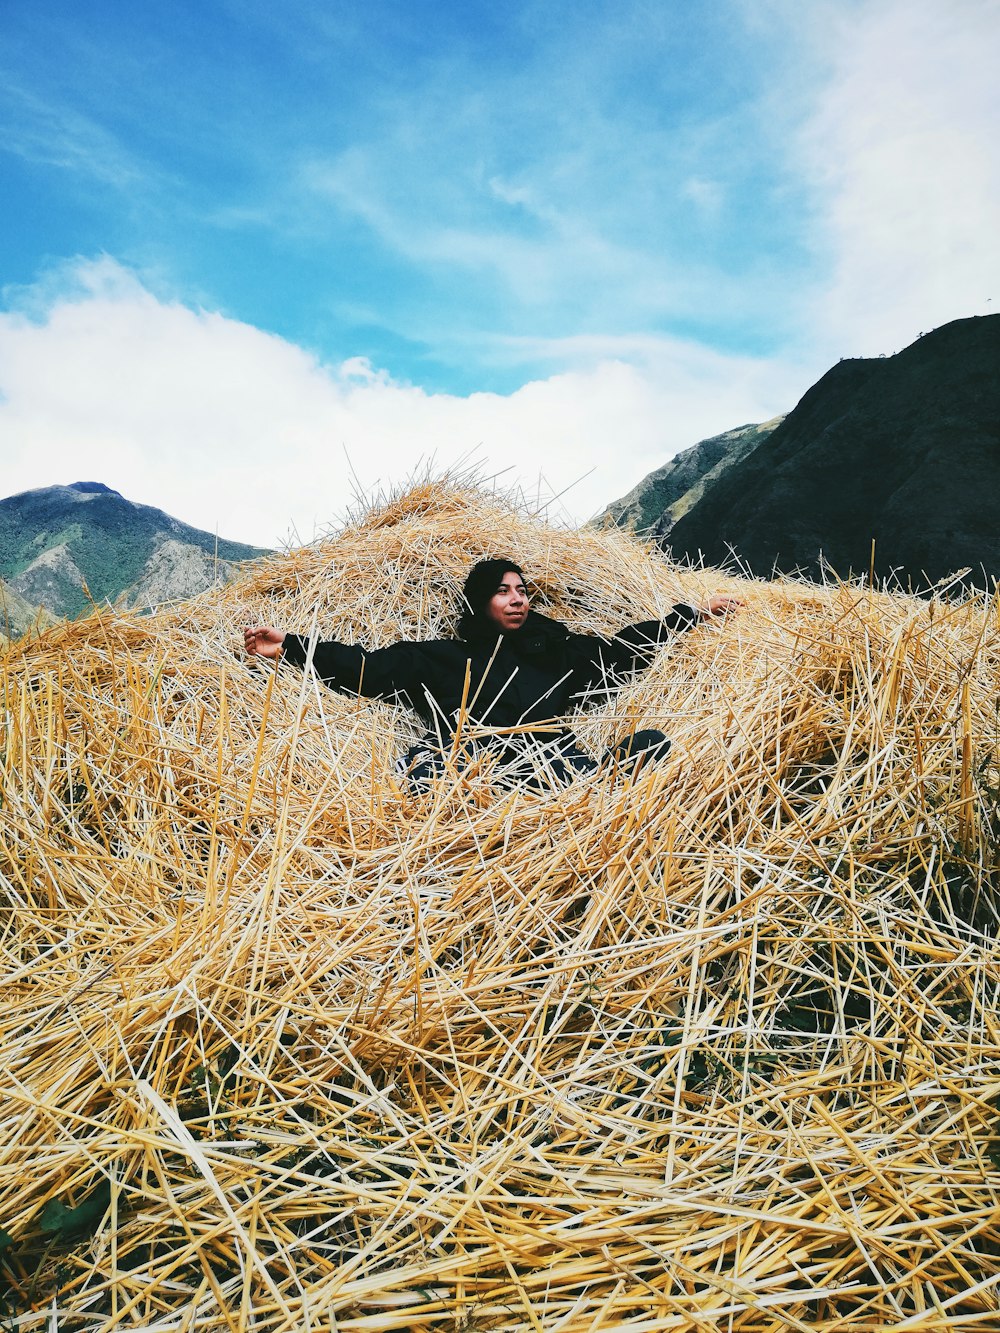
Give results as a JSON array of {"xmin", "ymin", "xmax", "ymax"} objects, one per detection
[
  {"xmin": 0, "ymin": 78, "xmax": 150, "ymax": 192},
  {"xmin": 271, "ymin": 2, "xmax": 817, "ymax": 363},
  {"xmin": 796, "ymin": 0, "xmax": 1000, "ymax": 355}
]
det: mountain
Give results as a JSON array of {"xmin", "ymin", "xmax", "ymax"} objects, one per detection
[
  {"xmin": 604, "ymin": 416, "xmax": 785, "ymax": 536},
  {"xmin": 610, "ymin": 315, "xmax": 1000, "ymax": 590},
  {"xmin": 1, "ymin": 578, "xmax": 55, "ymax": 642},
  {"xmin": 0, "ymin": 482, "xmax": 271, "ymax": 620}
]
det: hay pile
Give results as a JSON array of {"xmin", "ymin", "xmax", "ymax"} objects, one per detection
[{"xmin": 2, "ymin": 478, "xmax": 999, "ymax": 1331}]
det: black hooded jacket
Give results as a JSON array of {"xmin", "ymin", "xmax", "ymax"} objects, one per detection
[{"xmin": 281, "ymin": 604, "xmax": 697, "ymax": 740}]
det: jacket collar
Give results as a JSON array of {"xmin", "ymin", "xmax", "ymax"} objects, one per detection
[{"xmin": 458, "ymin": 608, "xmax": 566, "ymax": 650}]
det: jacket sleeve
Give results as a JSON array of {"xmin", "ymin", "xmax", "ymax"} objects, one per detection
[
  {"xmin": 280, "ymin": 633, "xmax": 417, "ymax": 701},
  {"xmin": 570, "ymin": 603, "xmax": 699, "ymax": 694}
]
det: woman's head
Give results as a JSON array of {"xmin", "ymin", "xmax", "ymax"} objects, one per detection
[{"xmin": 460, "ymin": 558, "xmax": 529, "ymax": 636}]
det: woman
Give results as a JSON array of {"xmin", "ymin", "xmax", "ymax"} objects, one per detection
[{"xmin": 245, "ymin": 557, "xmax": 740, "ymax": 790}]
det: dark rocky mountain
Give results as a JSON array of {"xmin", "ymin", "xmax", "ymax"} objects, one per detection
[
  {"xmin": 0, "ymin": 482, "xmax": 272, "ymax": 620},
  {"xmin": 604, "ymin": 416, "xmax": 785, "ymax": 536},
  {"xmin": 612, "ymin": 315, "xmax": 998, "ymax": 590}
]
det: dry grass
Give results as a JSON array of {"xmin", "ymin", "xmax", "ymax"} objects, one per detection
[{"xmin": 1, "ymin": 476, "xmax": 999, "ymax": 1331}]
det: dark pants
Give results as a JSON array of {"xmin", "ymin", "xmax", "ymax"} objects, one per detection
[{"xmin": 398, "ymin": 729, "xmax": 671, "ymax": 794}]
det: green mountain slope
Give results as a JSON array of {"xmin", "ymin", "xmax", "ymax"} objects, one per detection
[
  {"xmin": 604, "ymin": 417, "xmax": 784, "ymax": 536},
  {"xmin": 0, "ymin": 482, "xmax": 271, "ymax": 619},
  {"xmin": 0, "ymin": 578, "xmax": 55, "ymax": 641}
]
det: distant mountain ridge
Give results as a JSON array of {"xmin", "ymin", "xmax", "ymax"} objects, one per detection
[
  {"xmin": 604, "ymin": 417, "xmax": 785, "ymax": 536},
  {"xmin": 607, "ymin": 314, "xmax": 1000, "ymax": 590},
  {"xmin": 0, "ymin": 482, "xmax": 271, "ymax": 620}
]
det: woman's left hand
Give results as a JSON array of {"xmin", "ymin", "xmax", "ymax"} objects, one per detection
[{"xmin": 699, "ymin": 595, "xmax": 743, "ymax": 619}]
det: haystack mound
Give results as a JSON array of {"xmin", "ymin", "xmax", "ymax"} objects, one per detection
[{"xmin": 2, "ymin": 478, "xmax": 999, "ymax": 1331}]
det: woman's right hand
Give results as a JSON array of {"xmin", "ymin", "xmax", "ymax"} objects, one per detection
[{"xmin": 244, "ymin": 626, "xmax": 286, "ymax": 661}]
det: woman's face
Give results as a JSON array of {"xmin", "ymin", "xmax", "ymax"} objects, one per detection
[{"xmin": 485, "ymin": 571, "xmax": 529, "ymax": 631}]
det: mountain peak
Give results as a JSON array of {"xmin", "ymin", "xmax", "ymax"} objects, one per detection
[{"xmin": 68, "ymin": 481, "xmax": 119, "ymax": 496}]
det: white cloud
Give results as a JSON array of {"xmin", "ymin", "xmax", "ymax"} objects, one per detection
[
  {"xmin": 800, "ymin": 0, "xmax": 1000, "ymax": 356},
  {"xmin": 0, "ymin": 258, "xmax": 808, "ymax": 548}
]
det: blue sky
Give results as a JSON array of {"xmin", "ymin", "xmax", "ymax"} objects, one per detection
[{"xmin": 2, "ymin": 0, "xmax": 998, "ymax": 546}]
